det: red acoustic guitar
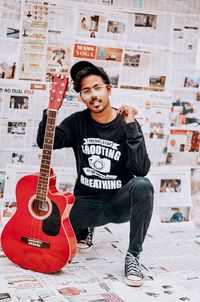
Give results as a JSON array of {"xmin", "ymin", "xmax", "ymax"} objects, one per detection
[{"xmin": 1, "ymin": 75, "xmax": 76, "ymax": 273}]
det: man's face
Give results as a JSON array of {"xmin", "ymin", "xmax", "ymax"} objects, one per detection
[{"xmin": 80, "ymin": 74, "xmax": 111, "ymax": 113}]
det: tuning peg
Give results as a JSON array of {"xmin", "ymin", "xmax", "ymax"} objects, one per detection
[
  {"xmin": 59, "ymin": 91, "xmax": 63, "ymax": 94},
  {"xmin": 56, "ymin": 74, "xmax": 60, "ymax": 77}
]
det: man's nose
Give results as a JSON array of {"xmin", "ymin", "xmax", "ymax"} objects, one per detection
[{"xmin": 90, "ymin": 88, "xmax": 98, "ymax": 98}]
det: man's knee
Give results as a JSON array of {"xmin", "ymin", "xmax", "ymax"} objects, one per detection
[
  {"xmin": 131, "ymin": 177, "xmax": 153, "ymax": 191},
  {"xmin": 130, "ymin": 177, "xmax": 154, "ymax": 205}
]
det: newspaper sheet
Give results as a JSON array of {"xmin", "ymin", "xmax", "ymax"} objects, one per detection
[{"xmin": 148, "ymin": 166, "xmax": 191, "ymax": 205}]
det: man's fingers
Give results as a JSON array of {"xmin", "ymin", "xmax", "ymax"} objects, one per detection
[{"xmin": 117, "ymin": 106, "xmax": 138, "ymax": 115}]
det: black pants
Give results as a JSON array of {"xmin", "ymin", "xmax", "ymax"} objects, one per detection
[{"xmin": 70, "ymin": 177, "xmax": 154, "ymax": 255}]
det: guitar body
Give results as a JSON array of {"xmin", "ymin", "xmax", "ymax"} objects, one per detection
[
  {"xmin": 1, "ymin": 169, "xmax": 76, "ymax": 273},
  {"xmin": 1, "ymin": 75, "xmax": 77, "ymax": 273}
]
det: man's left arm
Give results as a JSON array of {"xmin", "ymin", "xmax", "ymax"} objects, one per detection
[{"xmin": 118, "ymin": 105, "xmax": 151, "ymax": 176}]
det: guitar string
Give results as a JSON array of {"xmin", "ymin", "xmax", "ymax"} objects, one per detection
[
  {"xmin": 30, "ymin": 111, "xmax": 56, "ymax": 241},
  {"xmin": 39, "ymin": 113, "xmax": 56, "ymax": 241},
  {"xmin": 30, "ymin": 114, "xmax": 49, "ymax": 241},
  {"xmin": 29, "ymin": 78, "xmax": 67, "ymax": 247},
  {"xmin": 36, "ymin": 112, "xmax": 55, "ymax": 241}
]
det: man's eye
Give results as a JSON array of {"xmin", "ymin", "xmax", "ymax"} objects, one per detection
[
  {"xmin": 82, "ymin": 90, "xmax": 90, "ymax": 94},
  {"xmin": 95, "ymin": 86, "xmax": 102, "ymax": 91}
]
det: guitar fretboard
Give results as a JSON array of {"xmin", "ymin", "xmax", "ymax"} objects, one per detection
[{"xmin": 36, "ymin": 110, "xmax": 57, "ymax": 201}]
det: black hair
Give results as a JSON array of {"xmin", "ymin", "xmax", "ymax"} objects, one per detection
[{"xmin": 73, "ymin": 67, "xmax": 110, "ymax": 92}]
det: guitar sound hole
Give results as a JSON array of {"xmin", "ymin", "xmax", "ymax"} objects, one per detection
[{"xmin": 32, "ymin": 199, "xmax": 50, "ymax": 218}]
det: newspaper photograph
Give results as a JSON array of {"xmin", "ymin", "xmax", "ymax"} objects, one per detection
[
  {"xmin": 157, "ymin": 207, "xmax": 190, "ymax": 223},
  {"xmin": 165, "ymin": 151, "xmax": 199, "ymax": 166},
  {"xmin": 46, "ymin": 45, "xmax": 71, "ymax": 81},
  {"xmin": 170, "ymin": 68, "xmax": 200, "ymax": 90},
  {"xmin": 2, "ymin": 199, "xmax": 17, "ymax": 226},
  {"xmin": 0, "ymin": 148, "xmax": 28, "ymax": 167},
  {"xmin": 167, "ymin": 129, "xmax": 200, "ymax": 153},
  {"xmin": 148, "ymin": 166, "xmax": 191, "ymax": 208},
  {"xmin": 0, "ymin": 117, "xmax": 32, "ymax": 149},
  {"xmin": 120, "ymin": 44, "xmax": 170, "ymax": 90},
  {"xmin": 0, "ymin": 57, "xmax": 17, "ymax": 80},
  {"xmin": 126, "ymin": 12, "xmax": 172, "ymax": 47},
  {"xmin": 170, "ymin": 100, "xmax": 200, "ymax": 129},
  {"xmin": 76, "ymin": 8, "xmax": 128, "ymax": 41},
  {"xmin": 0, "ymin": 171, "xmax": 6, "ymax": 200}
]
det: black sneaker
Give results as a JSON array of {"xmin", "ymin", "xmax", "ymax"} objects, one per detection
[
  {"xmin": 124, "ymin": 252, "xmax": 144, "ymax": 287},
  {"xmin": 77, "ymin": 227, "xmax": 94, "ymax": 253}
]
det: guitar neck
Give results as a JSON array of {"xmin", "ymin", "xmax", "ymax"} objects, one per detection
[
  {"xmin": 36, "ymin": 109, "xmax": 57, "ymax": 201},
  {"xmin": 36, "ymin": 74, "xmax": 68, "ymax": 201}
]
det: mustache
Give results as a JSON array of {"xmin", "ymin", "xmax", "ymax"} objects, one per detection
[{"xmin": 90, "ymin": 97, "xmax": 101, "ymax": 103}]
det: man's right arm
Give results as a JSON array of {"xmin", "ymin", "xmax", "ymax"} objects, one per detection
[{"xmin": 36, "ymin": 110, "xmax": 74, "ymax": 149}]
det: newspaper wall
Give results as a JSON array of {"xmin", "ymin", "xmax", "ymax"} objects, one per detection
[{"xmin": 0, "ymin": 0, "xmax": 200, "ymax": 225}]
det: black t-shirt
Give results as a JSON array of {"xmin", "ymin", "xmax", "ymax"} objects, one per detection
[{"xmin": 37, "ymin": 109, "xmax": 150, "ymax": 196}]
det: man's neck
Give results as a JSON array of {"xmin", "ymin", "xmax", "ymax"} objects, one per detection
[{"xmin": 91, "ymin": 107, "xmax": 117, "ymax": 124}]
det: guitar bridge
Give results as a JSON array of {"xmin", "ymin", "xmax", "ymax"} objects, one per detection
[{"xmin": 21, "ymin": 236, "xmax": 50, "ymax": 249}]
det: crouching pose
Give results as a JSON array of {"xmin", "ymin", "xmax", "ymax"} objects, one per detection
[{"xmin": 37, "ymin": 60, "xmax": 154, "ymax": 287}]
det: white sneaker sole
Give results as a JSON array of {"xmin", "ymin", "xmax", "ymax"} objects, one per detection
[
  {"xmin": 124, "ymin": 276, "xmax": 144, "ymax": 287},
  {"xmin": 77, "ymin": 244, "xmax": 93, "ymax": 254}
]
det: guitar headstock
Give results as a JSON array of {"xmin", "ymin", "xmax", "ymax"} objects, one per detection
[{"xmin": 49, "ymin": 74, "xmax": 68, "ymax": 110}]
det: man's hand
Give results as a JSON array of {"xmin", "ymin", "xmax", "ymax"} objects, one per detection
[
  {"xmin": 117, "ymin": 105, "xmax": 138, "ymax": 123},
  {"xmin": 44, "ymin": 108, "xmax": 49, "ymax": 115}
]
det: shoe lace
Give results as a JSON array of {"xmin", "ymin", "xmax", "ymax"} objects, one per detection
[
  {"xmin": 79, "ymin": 227, "xmax": 94, "ymax": 247},
  {"xmin": 125, "ymin": 253, "xmax": 143, "ymax": 278},
  {"xmin": 85, "ymin": 227, "xmax": 94, "ymax": 245}
]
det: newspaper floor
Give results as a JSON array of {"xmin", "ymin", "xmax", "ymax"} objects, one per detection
[{"xmin": 0, "ymin": 216, "xmax": 200, "ymax": 302}]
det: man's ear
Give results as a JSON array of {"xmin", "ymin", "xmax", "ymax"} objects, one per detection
[{"xmin": 107, "ymin": 84, "xmax": 112, "ymax": 95}]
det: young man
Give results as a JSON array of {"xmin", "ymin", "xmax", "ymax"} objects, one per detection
[{"xmin": 37, "ymin": 61, "xmax": 154, "ymax": 287}]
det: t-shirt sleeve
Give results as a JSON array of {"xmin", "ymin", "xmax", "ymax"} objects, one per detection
[
  {"xmin": 37, "ymin": 110, "xmax": 75, "ymax": 149},
  {"xmin": 122, "ymin": 120, "xmax": 151, "ymax": 176}
]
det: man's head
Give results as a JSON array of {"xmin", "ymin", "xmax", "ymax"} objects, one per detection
[
  {"xmin": 70, "ymin": 61, "xmax": 110, "ymax": 93},
  {"xmin": 70, "ymin": 61, "xmax": 112, "ymax": 114}
]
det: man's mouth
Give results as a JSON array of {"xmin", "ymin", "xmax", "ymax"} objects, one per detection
[{"xmin": 91, "ymin": 99, "xmax": 101, "ymax": 107}]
